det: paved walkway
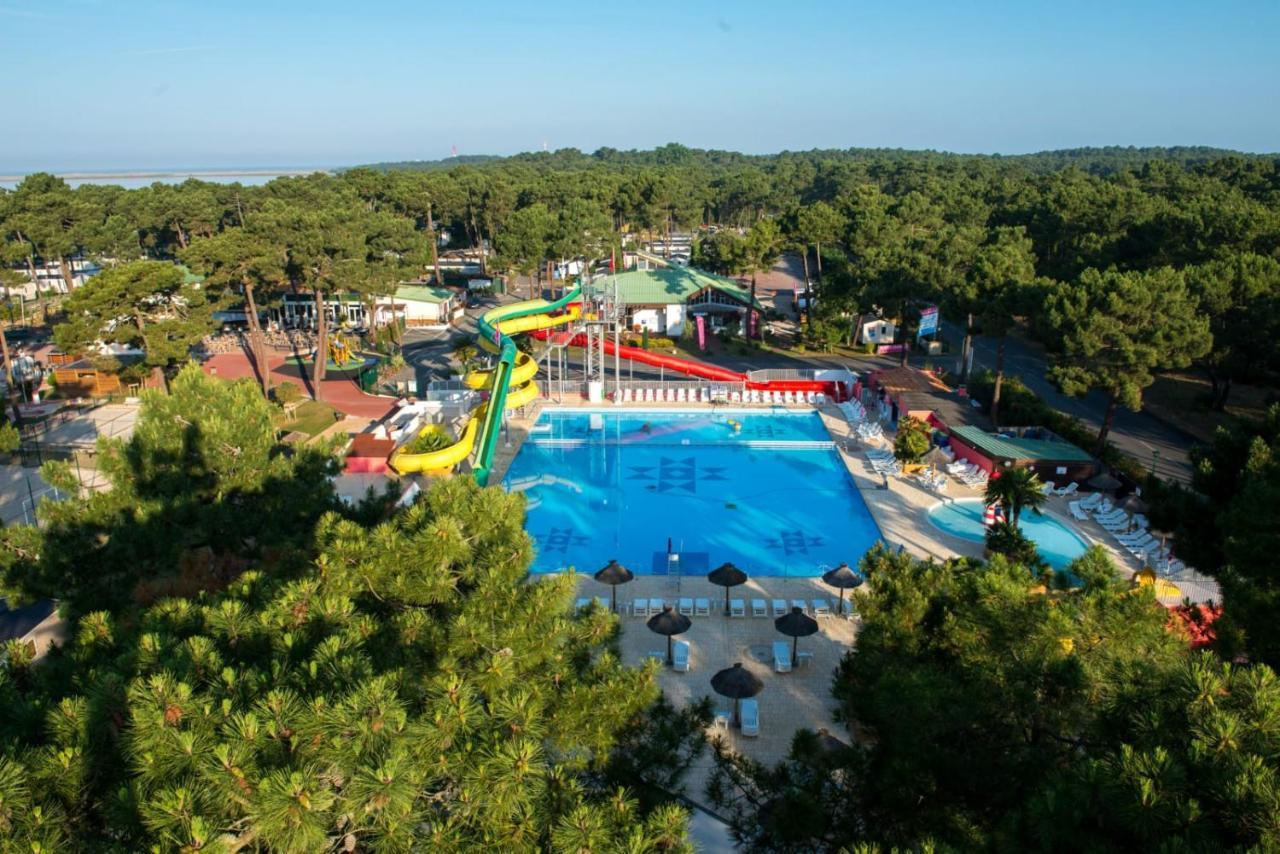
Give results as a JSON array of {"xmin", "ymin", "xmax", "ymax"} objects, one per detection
[{"xmin": 202, "ymin": 352, "xmax": 398, "ymax": 420}]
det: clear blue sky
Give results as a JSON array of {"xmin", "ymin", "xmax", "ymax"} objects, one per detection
[{"xmin": 2, "ymin": 0, "xmax": 1277, "ymax": 171}]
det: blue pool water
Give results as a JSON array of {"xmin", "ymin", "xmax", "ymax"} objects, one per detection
[
  {"xmin": 503, "ymin": 409, "xmax": 883, "ymax": 576},
  {"xmin": 927, "ymin": 498, "xmax": 1089, "ymax": 570}
]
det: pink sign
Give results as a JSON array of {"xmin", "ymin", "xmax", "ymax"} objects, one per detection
[{"xmin": 876, "ymin": 343, "xmax": 906, "ymax": 355}]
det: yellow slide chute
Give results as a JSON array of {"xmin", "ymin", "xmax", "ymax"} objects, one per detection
[{"xmin": 390, "ymin": 299, "xmax": 581, "ymax": 475}]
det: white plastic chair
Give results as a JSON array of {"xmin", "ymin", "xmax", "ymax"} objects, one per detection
[
  {"xmin": 672, "ymin": 640, "xmax": 690, "ymax": 673},
  {"xmin": 772, "ymin": 641, "xmax": 792, "ymax": 674},
  {"xmin": 741, "ymin": 698, "xmax": 760, "ymax": 736}
]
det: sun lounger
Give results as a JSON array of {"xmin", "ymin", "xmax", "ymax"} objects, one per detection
[
  {"xmin": 1054, "ymin": 481, "xmax": 1080, "ymax": 496},
  {"xmin": 1079, "ymin": 492, "xmax": 1103, "ymax": 509},
  {"xmin": 813, "ymin": 599, "xmax": 831, "ymax": 617},
  {"xmin": 729, "ymin": 598, "xmax": 746, "ymax": 618},
  {"xmin": 751, "ymin": 598, "xmax": 767, "ymax": 618},
  {"xmin": 796, "ymin": 651, "xmax": 815, "ymax": 667},
  {"xmin": 632, "ymin": 599, "xmax": 649, "ymax": 617},
  {"xmin": 731, "ymin": 391, "xmax": 742, "ymax": 403},
  {"xmin": 694, "ymin": 597, "xmax": 710, "ymax": 616},
  {"xmin": 1069, "ymin": 501, "xmax": 1090, "ymax": 521},
  {"xmin": 740, "ymin": 698, "xmax": 760, "ymax": 737},
  {"xmin": 713, "ymin": 709, "xmax": 732, "ymax": 730},
  {"xmin": 791, "ymin": 598, "xmax": 808, "ymax": 614},
  {"xmin": 672, "ymin": 640, "xmax": 690, "ymax": 673},
  {"xmin": 772, "ymin": 641, "xmax": 792, "ymax": 673},
  {"xmin": 678, "ymin": 597, "xmax": 694, "ymax": 615},
  {"xmin": 771, "ymin": 598, "xmax": 787, "ymax": 617}
]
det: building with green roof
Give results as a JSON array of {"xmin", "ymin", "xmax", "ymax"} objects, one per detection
[
  {"xmin": 948, "ymin": 424, "xmax": 1098, "ymax": 487},
  {"xmin": 600, "ymin": 266, "xmax": 763, "ymax": 338}
]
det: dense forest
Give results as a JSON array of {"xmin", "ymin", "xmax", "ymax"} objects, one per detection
[{"xmin": 2, "ymin": 144, "xmax": 1280, "ymax": 849}]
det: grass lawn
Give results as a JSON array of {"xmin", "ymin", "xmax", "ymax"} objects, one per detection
[
  {"xmin": 1143, "ymin": 372, "xmax": 1276, "ymax": 443},
  {"xmin": 273, "ymin": 400, "xmax": 340, "ymax": 439}
]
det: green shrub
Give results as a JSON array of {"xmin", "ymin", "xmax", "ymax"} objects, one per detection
[
  {"xmin": 404, "ymin": 426, "xmax": 453, "ymax": 455},
  {"xmin": 272, "ymin": 382, "xmax": 302, "ymax": 406},
  {"xmin": 645, "ymin": 336, "xmax": 676, "ymax": 350},
  {"xmin": 894, "ymin": 416, "xmax": 931, "ymax": 463}
]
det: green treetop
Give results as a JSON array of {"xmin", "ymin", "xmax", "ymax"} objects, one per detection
[
  {"xmin": 1047, "ymin": 267, "xmax": 1211, "ymax": 453},
  {"xmin": 0, "ymin": 363, "xmax": 338, "ymax": 613},
  {"xmin": 710, "ymin": 545, "xmax": 1280, "ymax": 851},
  {"xmin": 53, "ymin": 260, "xmax": 224, "ymax": 380},
  {"xmin": 0, "ymin": 477, "xmax": 695, "ymax": 851}
]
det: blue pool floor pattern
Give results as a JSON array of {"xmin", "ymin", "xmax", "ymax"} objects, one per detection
[
  {"xmin": 926, "ymin": 498, "xmax": 1090, "ymax": 570},
  {"xmin": 503, "ymin": 410, "xmax": 883, "ymax": 577}
]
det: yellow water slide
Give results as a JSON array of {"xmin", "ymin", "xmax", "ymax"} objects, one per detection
[{"xmin": 389, "ymin": 298, "xmax": 581, "ymax": 475}]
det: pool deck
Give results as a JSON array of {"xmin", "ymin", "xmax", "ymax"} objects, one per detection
[{"xmin": 489, "ymin": 395, "xmax": 1211, "ymax": 811}]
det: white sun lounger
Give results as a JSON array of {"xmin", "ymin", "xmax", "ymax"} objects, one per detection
[
  {"xmin": 751, "ymin": 598, "xmax": 767, "ymax": 618},
  {"xmin": 678, "ymin": 597, "xmax": 694, "ymax": 615},
  {"xmin": 741, "ymin": 698, "xmax": 760, "ymax": 736},
  {"xmin": 672, "ymin": 640, "xmax": 690, "ymax": 673},
  {"xmin": 694, "ymin": 597, "xmax": 710, "ymax": 616},
  {"xmin": 729, "ymin": 598, "xmax": 746, "ymax": 618},
  {"xmin": 1079, "ymin": 492, "xmax": 1104, "ymax": 509},
  {"xmin": 772, "ymin": 641, "xmax": 792, "ymax": 673},
  {"xmin": 813, "ymin": 599, "xmax": 831, "ymax": 617},
  {"xmin": 791, "ymin": 599, "xmax": 808, "ymax": 614},
  {"xmin": 1069, "ymin": 502, "xmax": 1091, "ymax": 521},
  {"xmin": 632, "ymin": 599, "xmax": 649, "ymax": 617},
  {"xmin": 771, "ymin": 598, "xmax": 787, "ymax": 617},
  {"xmin": 1054, "ymin": 481, "xmax": 1079, "ymax": 496}
]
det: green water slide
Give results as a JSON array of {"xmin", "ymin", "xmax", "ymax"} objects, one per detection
[{"xmin": 471, "ymin": 285, "xmax": 583, "ymax": 485}]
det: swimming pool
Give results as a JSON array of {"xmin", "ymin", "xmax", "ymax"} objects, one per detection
[
  {"xmin": 503, "ymin": 409, "xmax": 883, "ymax": 576},
  {"xmin": 927, "ymin": 498, "xmax": 1089, "ymax": 570}
]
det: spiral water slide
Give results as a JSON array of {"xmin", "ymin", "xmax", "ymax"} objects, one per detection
[{"xmin": 390, "ymin": 288, "xmax": 582, "ymax": 483}]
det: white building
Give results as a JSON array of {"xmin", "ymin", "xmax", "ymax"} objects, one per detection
[
  {"xmin": 375, "ymin": 285, "xmax": 461, "ymax": 328},
  {"xmin": 606, "ymin": 266, "xmax": 763, "ymax": 338},
  {"xmin": 857, "ymin": 317, "xmax": 897, "ymax": 347}
]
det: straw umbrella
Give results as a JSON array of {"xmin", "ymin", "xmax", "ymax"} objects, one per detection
[
  {"xmin": 646, "ymin": 605, "xmax": 692, "ymax": 665},
  {"xmin": 594, "ymin": 559, "xmax": 634, "ymax": 613},
  {"xmin": 775, "ymin": 606, "xmax": 819, "ymax": 667},
  {"xmin": 1086, "ymin": 471, "xmax": 1123, "ymax": 492},
  {"xmin": 707, "ymin": 562, "xmax": 748, "ymax": 616},
  {"xmin": 710, "ymin": 662, "xmax": 763, "ymax": 726},
  {"xmin": 821, "ymin": 562, "xmax": 864, "ymax": 615}
]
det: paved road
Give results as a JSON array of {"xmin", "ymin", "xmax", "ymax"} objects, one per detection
[{"xmin": 937, "ymin": 320, "xmax": 1195, "ymax": 483}]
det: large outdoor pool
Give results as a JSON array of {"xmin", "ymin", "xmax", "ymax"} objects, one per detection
[
  {"xmin": 927, "ymin": 498, "xmax": 1090, "ymax": 570},
  {"xmin": 502, "ymin": 409, "xmax": 883, "ymax": 576}
]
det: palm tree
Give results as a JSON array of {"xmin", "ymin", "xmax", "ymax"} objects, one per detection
[{"xmin": 984, "ymin": 466, "xmax": 1046, "ymax": 526}]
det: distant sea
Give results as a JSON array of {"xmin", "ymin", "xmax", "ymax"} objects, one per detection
[{"xmin": 0, "ymin": 169, "xmax": 331, "ymax": 190}]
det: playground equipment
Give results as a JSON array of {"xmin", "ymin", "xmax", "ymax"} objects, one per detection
[{"xmin": 329, "ymin": 334, "xmax": 358, "ymax": 367}]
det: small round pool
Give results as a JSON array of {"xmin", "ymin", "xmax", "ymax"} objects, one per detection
[{"xmin": 927, "ymin": 498, "xmax": 1089, "ymax": 570}]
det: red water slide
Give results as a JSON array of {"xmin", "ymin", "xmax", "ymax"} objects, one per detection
[{"xmin": 533, "ymin": 329, "xmax": 848, "ymax": 400}]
